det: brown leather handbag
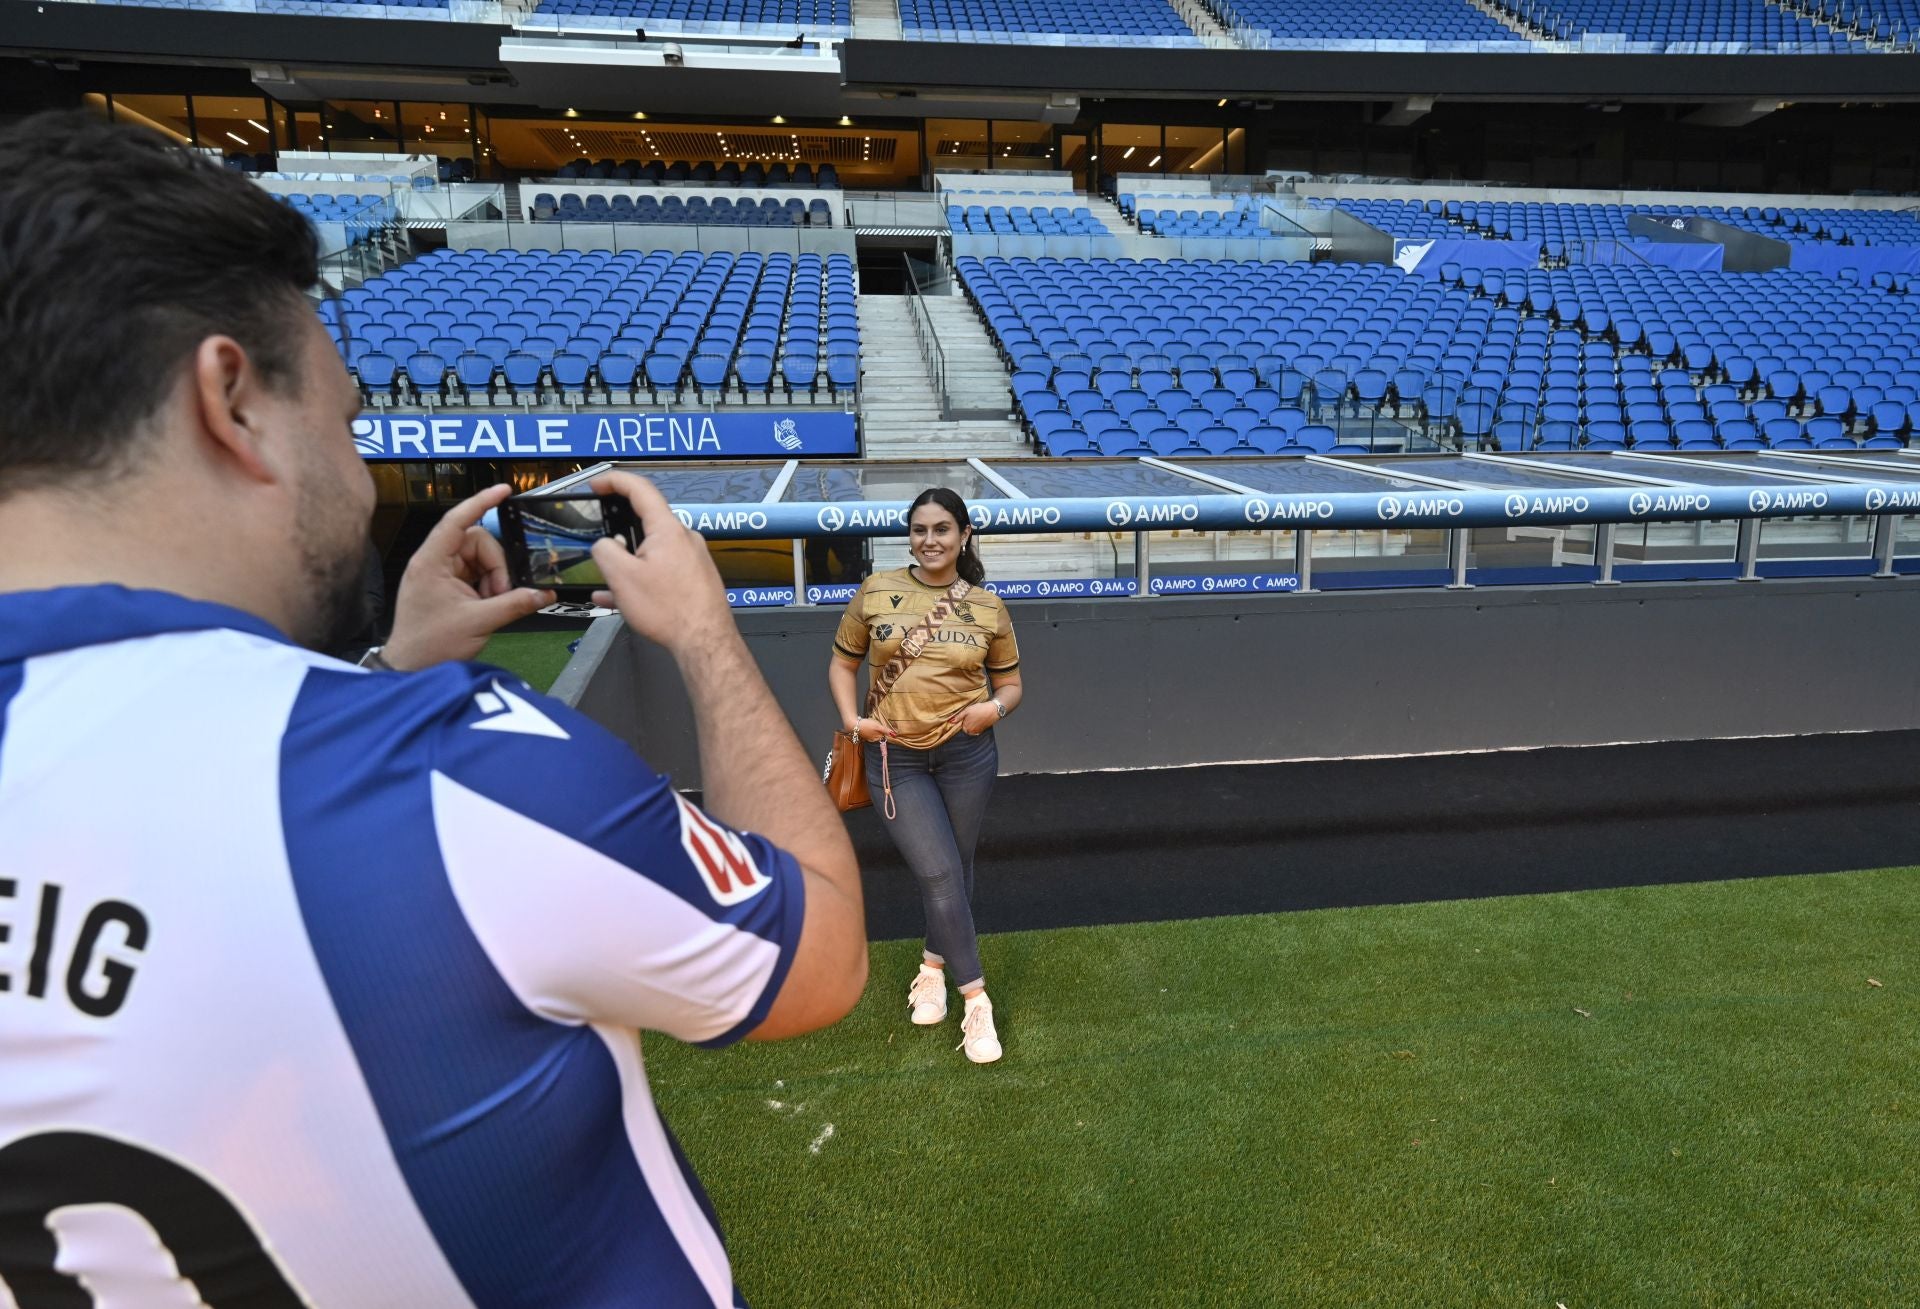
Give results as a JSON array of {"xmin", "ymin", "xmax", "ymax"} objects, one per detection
[
  {"xmin": 825, "ymin": 578, "xmax": 972, "ymax": 816},
  {"xmin": 823, "ymin": 729, "xmax": 871, "ymax": 812}
]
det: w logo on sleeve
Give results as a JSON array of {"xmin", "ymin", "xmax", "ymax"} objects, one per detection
[{"xmin": 673, "ymin": 795, "xmax": 770, "ymax": 906}]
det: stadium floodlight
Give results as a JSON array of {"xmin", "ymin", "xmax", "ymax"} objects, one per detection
[{"xmin": 662, "ymin": 42, "xmax": 684, "ymax": 64}]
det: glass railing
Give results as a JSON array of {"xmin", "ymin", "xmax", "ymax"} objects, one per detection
[
  {"xmin": 1225, "ymin": 25, "xmax": 1872, "ymax": 53},
  {"xmin": 897, "ymin": 26, "xmax": 1208, "ymax": 45},
  {"xmin": 45, "ymin": 0, "xmax": 524, "ymax": 21},
  {"xmin": 951, "ymin": 231, "xmax": 1315, "ymax": 260},
  {"xmin": 441, "ymin": 217, "xmax": 857, "ymax": 256},
  {"xmin": 504, "ymin": 24, "xmax": 847, "ymax": 44},
  {"xmin": 844, "ymin": 194, "xmax": 948, "ymax": 229}
]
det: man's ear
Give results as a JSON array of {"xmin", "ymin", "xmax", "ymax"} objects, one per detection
[{"xmin": 190, "ymin": 334, "xmax": 278, "ymax": 485}]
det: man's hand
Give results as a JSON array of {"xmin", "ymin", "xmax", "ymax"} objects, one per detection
[
  {"xmin": 588, "ymin": 472, "xmax": 736, "ymax": 658},
  {"xmin": 383, "ymin": 484, "xmax": 554, "ymax": 672}
]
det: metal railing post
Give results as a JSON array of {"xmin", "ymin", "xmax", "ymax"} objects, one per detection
[
  {"xmin": 1134, "ymin": 530, "xmax": 1152, "ymax": 598},
  {"xmin": 1446, "ymin": 528, "xmax": 1471, "ymax": 588},
  {"xmin": 792, "ymin": 538, "xmax": 810, "ymax": 604},
  {"xmin": 1872, "ymin": 513, "xmax": 1898, "ymax": 578},
  {"xmin": 1736, "ymin": 516, "xmax": 1762, "ymax": 581},
  {"xmin": 1594, "ymin": 522, "xmax": 1618, "ymax": 585},
  {"xmin": 1295, "ymin": 528, "xmax": 1314, "ymax": 593}
]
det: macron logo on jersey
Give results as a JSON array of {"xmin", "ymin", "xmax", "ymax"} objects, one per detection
[
  {"xmin": 470, "ymin": 680, "xmax": 571, "ymax": 740},
  {"xmin": 674, "ymin": 795, "xmax": 770, "ymax": 906}
]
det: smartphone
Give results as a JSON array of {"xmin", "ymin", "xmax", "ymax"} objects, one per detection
[{"xmin": 497, "ymin": 492, "xmax": 644, "ymax": 601}]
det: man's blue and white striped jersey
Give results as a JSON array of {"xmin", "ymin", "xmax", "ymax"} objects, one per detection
[{"xmin": 0, "ymin": 586, "xmax": 806, "ymax": 1308}]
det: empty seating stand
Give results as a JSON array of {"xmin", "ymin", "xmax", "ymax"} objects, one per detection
[
  {"xmin": 1312, "ymin": 196, "xmax": 1920, "ymax": 268},
  {"xmin": 111, "ymin": 0, "xmax": 452, "ymax": 11},
  {"xmin": 1486, "ymin": 0, "xmax": 1861, "ymax": 48},
  {"xmin": 325, "ymin": 247, "xmax": 859, "ymax": 410},
  {"xmin": 531, "ymin": 0, "xmax": 849, "ymax": 28},
  {"xmin": 277, "ymin": 192, "xmax": 395, "ymax": 243},
  {"xmin": 1214, "ymin": 0, "xmax": 1520, "ymax": 45},
  {"xmin": 532, "ymin": 189, "xmax": 834, "ymax": 227},
  {"xmin": 948, "ymin": 204, "xmax": 1111, "ymax": 236},
  {"xmin": 960, "ymin": 252, "xmax": 1920, "ymax": 458},
  {"xmin": 898, "ymin": 0, "xmax": 1203, "ymax": 44},
  {"xmin": 1127, "ymin": 195, "xmax": 1286, "ymax": 240}
]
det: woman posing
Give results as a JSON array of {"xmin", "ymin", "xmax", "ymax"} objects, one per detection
[{"xmin": 827, "ymin": 488, "xmax": 1023, "ymax": 1064}]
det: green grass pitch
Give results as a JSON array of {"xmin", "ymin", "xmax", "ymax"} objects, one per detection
[
  {"xmin": 645, "ymin": 869, "xmax": 1919, "ymax": 1308},
  {"xmin": 478, "ymin": 629, "xmax": 582, "ymax": 693}
]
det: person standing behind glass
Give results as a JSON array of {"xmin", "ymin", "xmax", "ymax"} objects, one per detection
[{"xmin": 827, "ymin": 488, "xmax": 1024, "ymax": 1064}]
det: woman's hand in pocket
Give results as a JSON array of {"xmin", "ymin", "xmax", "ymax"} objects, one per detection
[
  {"xmin": 853, "ymin": 716, "xmax": 892, "ymax": 743},
  {"xmin": 950, "ymin": 704, "xmax": 999, "ymax": 737}
]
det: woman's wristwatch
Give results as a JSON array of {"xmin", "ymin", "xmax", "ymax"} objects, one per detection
[{"xmin": 989, "ymin": 697, "xmax": 1008, "ymax": 720}]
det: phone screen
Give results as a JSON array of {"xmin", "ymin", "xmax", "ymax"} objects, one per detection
[{"xmin": 502, "ymin": 494, "xmax": 639, "ymax": 593}]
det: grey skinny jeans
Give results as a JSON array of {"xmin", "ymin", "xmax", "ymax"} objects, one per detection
[{"xmin": 865, "ymin": 727, "xmax": 997, "ymax": 990}]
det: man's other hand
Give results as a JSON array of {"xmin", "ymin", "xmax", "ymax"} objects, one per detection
[{"xmin": 588, "ymin": 472, "xmax": 737, "ymax": 659}]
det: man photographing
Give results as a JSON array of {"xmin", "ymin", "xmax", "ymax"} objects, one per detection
[{"xmin": 0, "ymin": 111, "xmax": 865, "ymax": 1307}]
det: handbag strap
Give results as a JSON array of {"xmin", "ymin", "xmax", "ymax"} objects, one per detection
[{"xmin": 865, "ymin": 577, "xmax": 972, "ymax": 720}]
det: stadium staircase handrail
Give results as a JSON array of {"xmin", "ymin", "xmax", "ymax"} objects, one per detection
[{"xmin": 901, "ymin": 250, "xmax": 952, "ymax": 420}]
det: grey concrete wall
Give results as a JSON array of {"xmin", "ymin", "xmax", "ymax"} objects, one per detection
[{"xmin": 553, "ymin": 577, "xmax": 1920, "ymax": 786}]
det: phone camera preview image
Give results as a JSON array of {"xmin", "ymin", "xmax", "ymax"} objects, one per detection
[
  {"xmin": 521, "ymin": 497, "xmax": 611, "ymax": 588},
  {"xmin": 501, "ymin": 493, "xmax": 643, "ymax": 597}
]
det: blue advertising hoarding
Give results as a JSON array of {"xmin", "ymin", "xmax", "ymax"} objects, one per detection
[
  {"xmin": 672, "ymin": 480, "xmax": 1895, "ymax": 540},
  {"xmin": 789, "ymin": 575, "xmax": 1292, "ymax": 607},
  {"xmin": 352, "ymin": 410, "xmax": 858, "ymax": 461}
]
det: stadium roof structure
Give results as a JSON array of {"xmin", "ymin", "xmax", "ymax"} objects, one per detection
[{"xmin": 16, "ymin": 3, "xmax": 1920, "ymax": 117}]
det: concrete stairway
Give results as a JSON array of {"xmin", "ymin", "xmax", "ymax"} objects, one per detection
[
  {"xmin": 1172, "ymin": 0, "xmax": 1240, "ymax": 46},
  {"xmin": 921, "ymin": 294, "xmax": 1020, "ymax": 419},
  {"xmin": 1465, "ymin": 0, "xmax": 1552, "ymax": 39},
  {"xmin": 1078, "ymin": 191, "xmax": 1137, "ymax": 236},
  {"xmin": 850, "ymin": 0, "xmax": 902, "ymax": 37},
  {"xmin": 856, "ymin": 293, "xmax": 1030, "ymax": 460}
]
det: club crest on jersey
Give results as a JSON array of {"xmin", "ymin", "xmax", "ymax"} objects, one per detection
[{"xmin": 674, "ymin": 795, "xmax": 770, "ymax": 906}]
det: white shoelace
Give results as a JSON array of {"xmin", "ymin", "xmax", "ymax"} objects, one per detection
[
  {"xmin": 909, "ymin": 971, "xmax": 944, "ymax": 1011},
  {"xmin": 958, "ymin": 1002, "xmax": 995, "ymax": 1052}
]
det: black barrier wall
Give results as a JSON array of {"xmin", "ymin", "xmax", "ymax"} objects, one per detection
[
  {"xmin": 1678, "ymin": 215, "xmax": 1793, "ymax": 272},
  {"xmin": 551, "ymin": 578, "xmax": 1920, "ymax": 785}
]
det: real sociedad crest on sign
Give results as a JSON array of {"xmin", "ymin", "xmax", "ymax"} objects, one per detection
[{"xmin": 773, "ymin": 418, "xmax": 803, "ymax": 451}]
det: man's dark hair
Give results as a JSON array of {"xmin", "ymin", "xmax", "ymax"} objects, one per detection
[{"xmin": 0, "ymin": 110, "xmax": 321, "ymax": 492}]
